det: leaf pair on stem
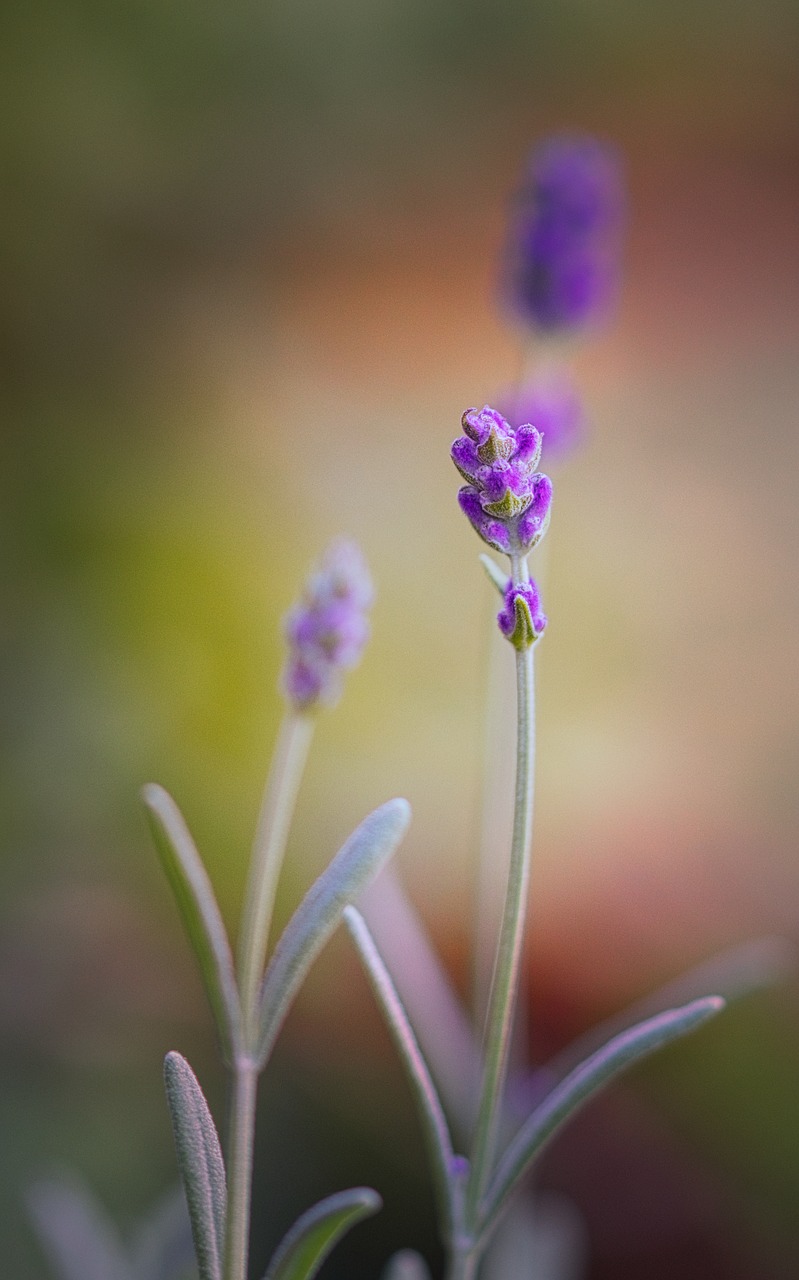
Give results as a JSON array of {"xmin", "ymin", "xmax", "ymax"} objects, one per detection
[
  {"xmin": 144, "ymin": 776, "xmax": 410, "ymax": 1280},
  {"xmin": 346, "ymin": 903, "xmax": 725, "ymax": 1274}
]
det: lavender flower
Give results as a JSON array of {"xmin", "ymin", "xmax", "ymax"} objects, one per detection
[
  {"xmin": 452, "ymin": 405, "xmax": 552, "ymax": 556},
  {"xmin": 283, "ymin": 539, "xmax": 373, "ymax": 711},
  {"xmin": 504, "ymin": 135, "xmax": 624, "ymax": 334},
  {"xmin": 497, "ymin": 579, "xmax": 547, "ymax": 650},
  {"xmin": 497, "ymin": 370, "xmax": 587, "ymax": 464}
]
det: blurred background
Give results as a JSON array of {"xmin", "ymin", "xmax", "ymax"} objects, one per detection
[{"xmin": 2, "ymin": 1, "xmax": 799, "ymax": 1276}]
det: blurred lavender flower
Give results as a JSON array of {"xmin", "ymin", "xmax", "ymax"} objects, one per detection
[
  {"xmin": 498, "ymin": 579, "xmax": 547, "ymax": 650},
  {"xmin": 504, "ymin": 135, "xmax": 624, "ymax": 334},
  {"xmin": 497, "ymin": 369, "xmax": 587, "ymax": 465},
  {"xmin": 283, "ymin": 539, "xmax": 373, "ymax": 710},
  {"xmin": 452, "ymin": 405, "xmax": 552, "ymax": 556}
]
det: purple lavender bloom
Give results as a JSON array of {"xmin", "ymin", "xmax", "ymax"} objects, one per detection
[
  {"xmin": 282, "ymin": 539, "xmax": 373, "ymax": 711},
  {"xmin": 497, "ymin": 370, "xmax": 587, "ymax": 464},
  {"xmin": 504, "ymin": 136, "xmax": 624, "ymax": 334},
  {"xmin": 497, "ymin": 579, "xmax": 547, "ymax": 650},
  {"xmin": 452, "ymin": 405, "xmax": 552, "ymax": 555}
]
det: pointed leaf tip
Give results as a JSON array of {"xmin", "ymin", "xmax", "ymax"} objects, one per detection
[
  {"xmin": 263, "ymin": 1188, "xmax": 381, "ymax": 1280},
  {"xmin": 143, "ymin": 785, "xmax": 241, "ymax": 1061},
  {"xmin": 479, "ymin": 554, "xmax": 509, "ymax": 595},
  {"xmin": 163, "ymin": 1052, "xmax": 226, "ymax": 1280},
  {"xmin": 482, "ymin": 994, "xmax": 726, "ymax": 1233},
  {"xmin": 255, "ymin": 798, "xmax": 411, "ymax": 1067}
]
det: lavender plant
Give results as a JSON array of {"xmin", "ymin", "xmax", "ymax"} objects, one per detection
[
  {"xmin": 145, "ymin": 538, "xmax": 414, "ymax": 1280},
  {"xmin": 27, "ymin": 138, "xmax": 788, "ymax": 1280},
  {"xmin": 345, "ymin": 402, "xmax": 726, "ymax": 1280}
]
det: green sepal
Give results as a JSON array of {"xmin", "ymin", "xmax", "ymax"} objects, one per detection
[
  {"xmin": 483, "ymin": 488, "xmax": 528, "ymax": 520},
  {"xmin": 476, "ymin": 424, "xmax": 515, "ymax": 464},
  {"xmin": 262, "ymin": 1188, "xmax": 381, "ymax": 1280},
  {"xmin": 505, "ymin": 592, "xmax": 541, "ymax": 651}
]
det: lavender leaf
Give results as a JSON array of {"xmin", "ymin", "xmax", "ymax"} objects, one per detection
[
  {"xmin": 482, "ymin": 996, "xmax": 725, "ymax": 1235},
  {"xmin": 163, "ymin": 1052, "xmax": 226, "ymax": 1280},
  {"xmin": 344, "ymin": 907, "xmax": 457, "ymax": 1236},
  {"xmin": 479, "ymin": 554, "xmax": 510, "ymax": 596},
  {"xmin": 27, "ymin": 1178, "xmax": 133, "ymax": 1280},
  {"xmin": 143, "ymin": 784, "xmax": 242, "ymax": 1063},
  {"xmin": 255, "ymin": 798, "xmax": 411, "ymax": 1068},
  {"xmin": 262, "ymin": 1188, "xmax": 381, "ymax": 1280}
]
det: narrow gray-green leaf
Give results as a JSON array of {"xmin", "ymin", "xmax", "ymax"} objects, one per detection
[
  {"xmin": 482, "ymin": 996, "xmax": 725, "ymax": 1235},
  {"xmin": 344, "ymin": 907, "xmax": 456, "ymax": 1235},
  {"xmin": 255, "ymin": 798, "xmax": 411, "ymax": 1067},
  {"xmin": 143, "ymin": 783, "xmax": 242, "ymax": 1062},
  {"xmin": 362, "ymin": 869, "xmax": 481, "ymax": 1144},
  {"xmin": 381, "ymin": 1249, "xmax": 433, "ymax": 1280},
  {"xmin": 27, "ymin": 1178, "xmax": 133, "ymax": 1280},
  {"xmin": 163, "ymin": 1052, "xmax": 226, "ymax": 1280},
  {"xmin": 523, "ymin": 935, "xmax": 794, "ymax": 1110},
  {"xmin": 263, "ymin": 1188, "xmax": 381, "ymax": 1280},
  {"xmin": 479, "ymin": 554, "xmax": 509, "ymax": 596}
]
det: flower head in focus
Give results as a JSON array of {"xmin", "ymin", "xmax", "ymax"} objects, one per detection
[
  {"xmin": 283, "ymin": 539, "xmax": 373, "ymax": 711},
  {"xmin": 504, "ymin": 135, "xmax": 624, "ymax": 335},
  {"xmin": 497, "ymin": 370, "xmax": 587, "ymax": 465},
  {"xmin": 498, "ymin": 579, "xmax": 547, "ymax": 650},
  {"xmin": 452, "ymin": 405, "xmax": 552, "ymax": 556}
]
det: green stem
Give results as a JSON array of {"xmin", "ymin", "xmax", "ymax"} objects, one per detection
[
  {"xmin": 237, "ymin": 713, "xmax": 315, "ymax": 1038},
  {"xmin": 447, "ymin": 1247, "xmax": 480, "ymax": 1280},
  {"xmin": 223, "ymin": 1060, "xmax": 258, "ymax": 1280},
  {"xmin": 466, "ymin": 553, "xmax": 536, "ymax": 1227}
]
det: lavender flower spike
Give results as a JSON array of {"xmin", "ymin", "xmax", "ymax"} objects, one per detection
[
  {"xmin": 452, "ymin": 405, "xmax": 552, "ymax": 556},
  {"xmin": 504, "ymin": 134, "xmax": 624, "ymax": 334},
  {"xmin": 498, "ymin": 579, "xmax": 547, "ymax": 650},
  {"xmin": 283, "ymin": 539, "xmax": 373, "ymax": 711}
]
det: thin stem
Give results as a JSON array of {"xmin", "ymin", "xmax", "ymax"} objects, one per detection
[
  {"xmin": 472, "ymin": 607, "xmax": 515, "ymax": 1035},
  {"xmin": 466, "ymin": 553, "xmax": 536, "ymax": 1226},
  {"xmin": 447, "ymin": 1247, "xmax": 480, "ymax": 1280},
  {"xmin": 223, "ymin": 1061, "xmax": 258, "ymax": 1280},
  {"xmin": 237, "ymin": 713, "xmax": 314, "ymax": 1037}
]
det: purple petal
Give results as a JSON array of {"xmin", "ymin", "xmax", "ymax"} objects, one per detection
[{"xmin": 451, "ymin": 435, "xmax": 481, "ymax": 482}]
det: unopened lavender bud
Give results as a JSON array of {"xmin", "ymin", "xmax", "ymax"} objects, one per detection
[
  {"xmin": 498, "ymin": 580, "xmax": 547, "ymax": 650},
  {"xmin": 497, "ymin": 370, "xmax": 587, "ymax": 465},
  {"xmin": 282, "ymin": 539, "xmax": 373, "ymax": 711},
  {"xmin": 453, "ymin": 406, "xmax": 552, "ymax": 557},
  {"xmin": 504, "ymin": 135, "xmax": 624, "ymax": 335}
]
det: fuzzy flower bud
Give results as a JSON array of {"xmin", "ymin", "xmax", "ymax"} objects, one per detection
[
  {"xmin": 504, "ymin": 135, "xmax": 624, "ymax": 334},
  {"xmin": 452, "ymin": 405, "xmax": 552, "ymax": 555},
  {"xmin": 497, "ymin": 370, "xmax": 587, "ymax": 465},
  {"xmin": 498, "ymin": 580, "xmax": 547, "ymax": 650},
  {"xmin": 282, "ymin": 539, "xmax": 373, "ymax": 711}
]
